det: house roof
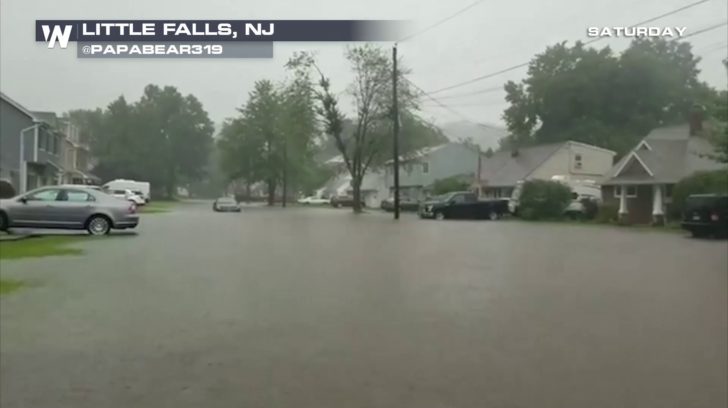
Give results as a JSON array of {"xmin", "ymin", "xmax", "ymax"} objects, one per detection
[
  {"xmin": 0, "ymin": 92, "xmax": 37, "ymax": 120},
  {"xmin": 478, "ymin": 142, "xmax": 566, "ymax": 187},
  {"xmin": 384, "ymin": 143, "xmax": 454, "ymax": 164},
  {"xmin": 31, "ymin": 111, "xmax": 61, "ymax": 127},
  {"xmin": 603, "ymin": 124, "xmax": 726, "ymax": 185}
]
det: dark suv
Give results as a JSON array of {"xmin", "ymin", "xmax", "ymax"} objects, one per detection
[{"xmin": 681, "ymin": 194, "xmax": 728, "ymax": 238}]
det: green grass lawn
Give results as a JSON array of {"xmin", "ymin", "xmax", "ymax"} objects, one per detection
[
  {"xmin": 0, "ymin": 279, "xmax": 25, "ymax": 295},
  {"xmin": 0, "ymin": 236, "xmax": 85, "ymax": 260},
  {"xmin": 139, "ymin": 200, "xmax": 177, "ymax": 214}
]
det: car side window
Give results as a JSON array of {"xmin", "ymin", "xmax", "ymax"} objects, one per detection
[
  {"xmin": 452, "ymin": 194, "xmax": 465, "ymax": 204},
  {"xmin": 26, "ymin": 189, "xmax": 60, "ymax": 202},
  {"xmin": 64, "ymin": 190, "xmax": 94, "ymax": 202}
]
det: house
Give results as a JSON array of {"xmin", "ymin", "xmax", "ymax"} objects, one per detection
[
  {"xmin": 32, "ymin": 111, "xmax": 99, "ymax": 186},
  {"xmin": 476, "ymin": 141, "xmax": 616, "ymax": 198},
  {"xmin": 0, "ymin": 93, "xmax": 64, "ymax": 194},
  {"xmin": 601, "ymin": 114, "xmax": 726, "ymax": 225},
  {"xmin": 317, "ymin": 154, "xmax": 389, "ymax": 207},
  {"xmin": 384, "ymin": 142, "xmax": 480, "ymax": 201}
]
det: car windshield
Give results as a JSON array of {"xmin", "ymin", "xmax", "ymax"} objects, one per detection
[
  {"xmin": 432, "ymin": 193, "xmax": 454, "ymax": 202},
  {"xmin": 685, "ymin": 196, "xmax": 726, "ymax": 210},
  {"xmin": 218, "ymin": 198, "xmax": 235, "ymax": 204}
]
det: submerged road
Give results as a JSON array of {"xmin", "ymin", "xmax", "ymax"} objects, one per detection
[{"xmin": 1, "ymin": 202, "xmax": 726, "ymax": 407}]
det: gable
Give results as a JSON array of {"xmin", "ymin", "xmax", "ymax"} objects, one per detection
[{"xmin": 619, "ymin": 156, "xmax": 652, "ymax": 177}]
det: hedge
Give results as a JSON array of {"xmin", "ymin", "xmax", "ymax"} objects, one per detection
[{"xmin": 518, "ymin": 180, "xmax": 572, "ymax": 220}]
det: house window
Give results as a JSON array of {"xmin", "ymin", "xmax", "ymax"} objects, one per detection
[
  {"xmin": 422, "ymin": 162, "xmax": 429, "ymax": 174},
  {"xmin": 404, "ymin": 163, "xmax": 413, "ymax": 174},
  {"xmin": 574, "ymin": 153, "xmax": 583, "ymax": 170},
  {"xmin": 614, "ymin": 186, "xmax": 637, "ymax": 198}
]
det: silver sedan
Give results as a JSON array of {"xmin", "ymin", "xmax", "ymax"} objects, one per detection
[{"xmin": 0, "ymin": 186, "xmax": 140, "ymax": 235}]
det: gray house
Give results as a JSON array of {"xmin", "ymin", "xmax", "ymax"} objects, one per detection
[
  {"xmin": 601, "ymin": 117, "xmax": 726, "ymax": 225},
  {"xmin": 1, "ymin": 93, "xmax": 64, "ymax": 195},
  {"xmin": 384, "ymin": 143, "xmax": 480, "ymax": 201}
]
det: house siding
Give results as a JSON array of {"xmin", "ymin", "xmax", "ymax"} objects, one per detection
[
  {"xmin": 529, "ymin": 142, "xmax": 615, "ymax": 181},
  {"xmin": 386, "ymin": 143, "xmax": 479, "ymax": 200},
  {"xmin": 0, "ymin": 98, "xmax": 34, "ymax": 190}
]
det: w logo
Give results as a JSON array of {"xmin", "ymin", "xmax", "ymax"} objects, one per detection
[{"xmin": 41, "ymin": 25, "xmax": 72, "ymax": 48}]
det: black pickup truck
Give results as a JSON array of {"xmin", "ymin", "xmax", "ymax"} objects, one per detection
[{"xmin": 418, "ymin": 191, "xmax": 509, "ymax": 220}]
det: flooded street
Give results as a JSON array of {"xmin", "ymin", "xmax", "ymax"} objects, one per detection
[{"xmin": 2, "ymin": 203, "xmax": 726, "ymax": 407}]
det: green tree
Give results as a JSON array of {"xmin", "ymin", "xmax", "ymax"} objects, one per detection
[
  {"xmin": 134, "ymin": 85, "xmax": 214, "ymax": 197},
  {"xmin": 71, "ymin": 85, "xmax": 214, "ymax": 198},
  {"xmin": 277, "ymin": 70, "xmax": 319, "ymax": 205},
  {"xmin": 218, "ymin": 76, "xmax": 320, "ymax": 206},
  {"xmin": 501, "ymin": 38, "xmax": 718, "ymax": 155},
  {"xmin": 287, "ymin": 45, "xmax": 419, "ymax": 213}
]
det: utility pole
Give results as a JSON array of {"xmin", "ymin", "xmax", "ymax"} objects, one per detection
[
  {"xmin": 281, "ymin": 140, "xmax": 287, "ymax": 208},
  {"xmin": 392, "ymin": 44, "xmax": 400, "ymax": 220}
]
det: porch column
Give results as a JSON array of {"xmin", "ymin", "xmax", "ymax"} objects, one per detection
[
  {"xmin": 652, "ymin": 184, "xmax": 665, "ymax": 225},
  {"xmin": 618, "ymin": 185, "xmax": 628, "ymax": 223}
]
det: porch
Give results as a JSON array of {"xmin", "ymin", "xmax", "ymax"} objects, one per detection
[{"xmin": 602, "ymin": 183, "xmax": 674, "ymax": 225}]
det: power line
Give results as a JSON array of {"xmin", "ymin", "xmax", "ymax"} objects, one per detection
[
  {"xmin": 431, "ymin": 85, "xmax": 504, "ymax": 100},
  {"xmin": 681, "ymin": 21, "xmax": 728, "ymax": 39},
  {"xmin": 398, "ymin": 0, "xmax": 486, "ymax": 42},
  {"xmin": 407, "ymin": 78, "xmax": 504, "ymax": 130},
  {"xmin": 428, "ymin": 0, "xmax": 712, "ymax": 95},
  {"xmin": 583, "ymin": 0, "xmax": 711, "ymax": 45},
  {"xmin": 421, "ymin": 100, "xmax": 507, "ymax": 108}
]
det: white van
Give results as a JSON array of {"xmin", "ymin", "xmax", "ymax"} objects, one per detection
[{"xmin": 103, "ymin": 179, "xmax": 151, "ymax": 203}]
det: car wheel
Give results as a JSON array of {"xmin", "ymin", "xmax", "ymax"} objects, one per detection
[
  {"xmin": 0, "ymin": 211, "xmax": 8, "ymax": 231},
  {"xmin": 435, "ymin": 212, "xmax": 445, "ymax": 220},
  {"xmin": 488, "ymin": 211, "xmax": 499, "ymax": 221},
  {"xmin": 86, "ymin": 215, "xmax": 111, "ymax": 236}
]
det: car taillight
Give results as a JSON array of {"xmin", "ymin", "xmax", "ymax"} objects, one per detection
[
  {"xmin": 710, "ymin": 213, "xmax": 719, "ymax": 221},
  {"xmin": 129, "ymin": 203, "xmax": 137, "ymax": 213}
]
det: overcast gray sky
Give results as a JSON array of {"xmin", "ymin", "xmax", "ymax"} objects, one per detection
[{"xmin": 1, "ymin": 0, "xmax": 726, "ymax": 130}]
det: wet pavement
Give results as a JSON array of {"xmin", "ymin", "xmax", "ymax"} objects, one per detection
[{"xmin": 1, "ymin": 201, "xmax": 726, "ymax": 407}]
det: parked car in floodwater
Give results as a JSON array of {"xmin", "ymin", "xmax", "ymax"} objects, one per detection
[
  {"xmin": 330, "ymin": 194, "xmax": 365, "ymax": 208},
  {"xmin": 0, "ymin": 186, "xmax": 139, "ymax": 235},
  {"xmin": 419, "ymin": 191, "xmax": 509, "ymax": 220},
  {"xmin": 213, "ymin": 197, "xmax": 241, "ymax": 212},
  {"xmin": 297, "ymin": 196, "xmax": 330, "ymax": 205},
  {"xmin": 380, "ymin": 197, "xmax": 420, "ymax": 212},
  {"xmin": 681, "ymin": 194, "xmax": 728, "ymax": 238}
]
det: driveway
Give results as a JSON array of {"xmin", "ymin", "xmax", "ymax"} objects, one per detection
[{"xmin": 1, "ymin": 202, "xmax": 726, "ymax": 408}]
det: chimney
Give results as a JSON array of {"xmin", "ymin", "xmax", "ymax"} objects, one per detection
[{"xmin": 689, "ymin": 104, "xmax": 704, "ymax": 136}]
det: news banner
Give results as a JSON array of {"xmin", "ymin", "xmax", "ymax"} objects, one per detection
[{"xmin": 36, "ymin": 20, "xmax": 402, "ymax": 58}]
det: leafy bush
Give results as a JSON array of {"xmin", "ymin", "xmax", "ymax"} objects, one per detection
[
  {"xmin": 671, "ymin": 170, "xmax": 728, "ymax": 217},
  {"xmin": 430, "ymin": 176, "xmax": 471, "ymax": 195},
  {"xmin": 580, "ymin": 197, "xmax": 600, "ymax": 220},
  {"xmin": 518, "ymin": 180, "xmax": 572, "ymax": 220},
  {"xmin": 594, "ymin": 203, "xmax": 618, "ymax": 224}
]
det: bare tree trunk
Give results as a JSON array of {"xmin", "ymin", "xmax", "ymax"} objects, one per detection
[
  {"xmin": 351, "ymin": 175, "xmax": 363, "ymax": 213},
  {"xmin": 266, "ymin": 179, "xmax": 275, "ymax": 206}
]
